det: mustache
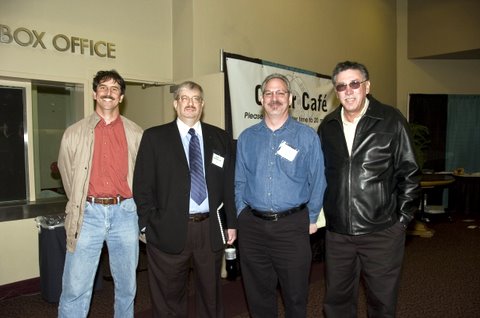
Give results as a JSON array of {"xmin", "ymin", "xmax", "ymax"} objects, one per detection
[
  {"xmin": 268, "ymin": 100, "xmax": 283, "ymax": 106},
  {"xmin": 100, "ymin": 95, "xmax": 115, "ymax": 100}
]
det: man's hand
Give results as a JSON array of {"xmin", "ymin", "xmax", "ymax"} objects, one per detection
[
  {"xmin": 226, "ymin": 229, "xmax": 237, "ymax": 245},
  {"xmin": 309, "ymin": 223, "xmax": 318, "ymax": 235}
]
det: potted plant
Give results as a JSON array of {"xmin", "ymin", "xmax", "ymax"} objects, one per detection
[{"xmin": 409, "ymin": 123, "xmax": 431, "ymax": 171}]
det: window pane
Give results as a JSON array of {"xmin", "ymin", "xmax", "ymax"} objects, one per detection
[
  {"xmin": 34, "ymin": 83, "xmax": 83, "ymax": 200},
  {"xmin": 0, "ymin": 87, "xmax": 26, "ymax": 202}
]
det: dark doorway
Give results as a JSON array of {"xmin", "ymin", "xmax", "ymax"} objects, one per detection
[{"xmin": 408, "ymin": 94, "xmax": 447, "ymax": 172}]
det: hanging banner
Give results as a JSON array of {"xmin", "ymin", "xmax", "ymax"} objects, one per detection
[{"xmin": 223, "ymin": 52, "xmax": 337, "ymax": 139}]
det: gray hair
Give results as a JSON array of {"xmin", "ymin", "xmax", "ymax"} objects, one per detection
[
  {"xmin": 173, "ymin": 81, "xmax": 204, "ymax": 100},
  {"xmin": 261, "ymin": 73, "xmax": 291, "ymax": 93}
]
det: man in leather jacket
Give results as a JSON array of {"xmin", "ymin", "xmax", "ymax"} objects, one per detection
[{"xmin": 318, "ymin": 61, "xmax": 421, "ymax": 318}]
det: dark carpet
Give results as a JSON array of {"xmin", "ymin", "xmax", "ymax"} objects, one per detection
[{"xmin": 1, "ymin": 216, "xmax": 479, "ymax": 317}]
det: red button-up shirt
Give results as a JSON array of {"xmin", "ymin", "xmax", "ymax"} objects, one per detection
[{"xmin": 87, "ymin": 116, "xmax": 132, "ymax": 198}]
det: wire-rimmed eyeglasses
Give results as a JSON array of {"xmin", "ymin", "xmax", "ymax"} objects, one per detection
[{"xmin": 178, "ymin": 95, "xmax": 203, "ymax": 104}]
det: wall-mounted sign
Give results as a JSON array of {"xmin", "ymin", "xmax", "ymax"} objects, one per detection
[{"xmin": 0, "ymin": 24, "xmax": 116, "ymax": 59}]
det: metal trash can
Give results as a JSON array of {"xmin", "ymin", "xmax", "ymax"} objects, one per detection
[{"xmin": 36, "ymin": 215, "xmax": 102, "ymax": 303}]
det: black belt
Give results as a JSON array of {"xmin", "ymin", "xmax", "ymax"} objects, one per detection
[
  {"xmin": 188, "ymin": 212, "xmax": 210, "ymax": 222},
  {"xmin": 86, "ymin": 196, "xmax": 128, "ymax": 205},
  {"xmin": 250, "ymin": 204, "xmax": 307, "ymax": 221}
]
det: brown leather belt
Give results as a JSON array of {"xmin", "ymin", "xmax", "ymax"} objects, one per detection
[
  {"xmin": 86, "ymin": 196, "xmax": 128, "ymax": 205},
  {"xmin": 188, "ymin": 212, "xmax": 210, "ymax": 222},
  {"xmin": 250, "ymin": 203, "xmax": 307, "ymax": 221}
]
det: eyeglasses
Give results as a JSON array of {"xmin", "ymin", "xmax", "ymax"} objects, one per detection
[
  {"xmin": 178, "ymin": 95, "xmax": 203, "ymax": 104},
  {"xmin": 335, "ymin": 80, "xmax": 367, "ymax": 92},
  {"xmin": 263, "ymin": 90, "xmax": 289, "ymax": 98},
  {"xmin": 97, "ymin": 84, "xmax": 121, "ymax": 94}
]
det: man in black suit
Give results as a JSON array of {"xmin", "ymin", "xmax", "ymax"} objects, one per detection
[{"xmin": 133, "ymin": 81, "xmax": 237, "ymax": 317}]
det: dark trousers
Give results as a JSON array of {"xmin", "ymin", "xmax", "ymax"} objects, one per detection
[
  {"xmin": 146, "ymin": 219, "xmax": 224, "ymax": 318},
  {"xmin": 323, "ymin": 222, "xmax": 406, "ymax": 318},
  {"xmin": 238, "ymin": 208, "xmax": 312, "ymax": 318}
]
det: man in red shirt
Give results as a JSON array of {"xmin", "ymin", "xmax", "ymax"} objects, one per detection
[{"xmin": 57, "ymin": 70, "xmax": 143, "ymax": 318}]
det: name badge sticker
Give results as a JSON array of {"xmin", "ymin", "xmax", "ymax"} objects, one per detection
[
  {"xmin": 276, "ymin": 141, "xmax": 298, "ymax": 162},
  {"xmin": 212, "ymin": 153, "xmax": 225, "ymax": 168}
]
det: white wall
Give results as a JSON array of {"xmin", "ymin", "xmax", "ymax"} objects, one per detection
[
  {"xmin": 176, "ymin": 0, "xmax": 398, "ymax": 106},
  {"xmin": 0, "ymin": 0, "xmax": 173, "ymax": 90},
  {"xmin": 0, "ymin": 219, "xmax": 39, "ymax": 284},
  {"xmin": 396, "ymin": 0, "xmax": 480, "ymax": 115},
  {"xmin": 122, "ymin": 84, "xmax": 166, "ymax": 130}
]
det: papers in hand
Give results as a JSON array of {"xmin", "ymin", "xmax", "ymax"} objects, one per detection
[{"xmin": 316, "ymin": 208, "xmax": 326, "ymax": 228}]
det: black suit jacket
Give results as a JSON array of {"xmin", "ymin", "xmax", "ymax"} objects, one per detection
[{"xmin": 133, "ymin": 120, "xmax": 237, "ymax": 254}]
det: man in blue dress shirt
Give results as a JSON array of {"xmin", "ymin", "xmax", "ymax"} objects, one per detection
[{"xmin": 235, "ymin": 73, "xmax": 326, "ymax": 318}]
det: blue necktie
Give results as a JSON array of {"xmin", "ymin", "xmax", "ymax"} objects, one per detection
[{"xmin": 188, "ymin": 128, "xmax": 207, "ymax": 205}]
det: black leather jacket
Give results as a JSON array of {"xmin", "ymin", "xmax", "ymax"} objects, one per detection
[{"xmin": 318, "ymin": 96, "xmax": 420, "ymax": 235}]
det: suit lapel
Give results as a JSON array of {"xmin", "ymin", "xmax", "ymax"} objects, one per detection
[
  {"xmin": 167, "ymin": 121, "xmax": 189, "ymax": 169},
  {"xmin": 201, "ymin": 123, "xmax": 213, "ymax": 176}
]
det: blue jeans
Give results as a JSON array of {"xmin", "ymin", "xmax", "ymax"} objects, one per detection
[{"xmin": 58, "ymin": 198, "xmax": 139, "ymax": 318}]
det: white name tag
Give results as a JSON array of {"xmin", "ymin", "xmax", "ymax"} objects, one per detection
[
  {"xmin": 276, "ymin": 141, "xmax": 298, "ymax": 162},
  {"xmin": 212, "ymin": 153, "xmax": 225, "ymax": 168}
]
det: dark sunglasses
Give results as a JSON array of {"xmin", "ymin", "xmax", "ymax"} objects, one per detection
[{"xmin": 335, "ymin": 80, "xmax": 367, "ymax": 92}]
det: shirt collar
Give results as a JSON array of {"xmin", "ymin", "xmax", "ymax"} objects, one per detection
[
  {"xmin": 96, "ymin": 114, "xmax": 122, "ymax": 128},
  {"xmin": 341, "ymin": 98, "xmax": 370, "ymax": 125},
  {"xmin": 260, "ymin": 115, "xmax": 293, "ymax": 132},
  {"xmin": 176, "ymin": 118, "xmax": 202, "ymax": 137}
]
